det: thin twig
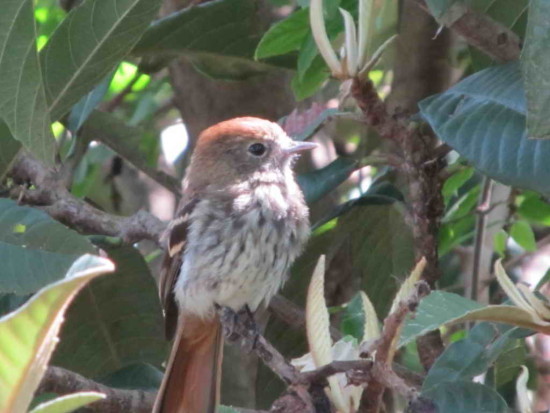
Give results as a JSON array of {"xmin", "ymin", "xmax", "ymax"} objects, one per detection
[{"xmin": 470, "ymin": 178, "xmax": 493, "ymax": 302}]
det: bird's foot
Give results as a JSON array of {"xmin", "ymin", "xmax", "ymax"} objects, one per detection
[{"xmin": 216, "ymin": 304, "xmax": 260, "ymax": 352}]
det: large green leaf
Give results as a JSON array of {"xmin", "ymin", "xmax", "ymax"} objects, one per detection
[
  {"xmin": 132, "ymin": 0, "xmax": 281, "ymax": 78},
  {"xmin": 52, "ymin": 245, "xmax": 167, "ymax": 378},
  {"xmin": 420, "ymin": 62, "xmax": 550, "ymax": 197},
  {"xmin": 423, "ymin": 381, "xmax": 508, "ymax": 413},
  {"xmin": 297, "ymin": 157, "xmax": 356, "ymax": 204},
  {"xmin": 522, "ymin": 0, "xmax": 550, "ymax": 139},
  {"xmin": 423, "ymin": 323, "xmax": 518, "ymax": 391},
  {"xmin": 0, "ymin": 0, "xmax": 55, "ymax": 164},
  {"xmin": 0, "ymin": 122, "xmax": 21, "ymax": 181},
  {"xmin": 336, "ymin": 203, "xmax": 415, "ymax": 317},
  {"xmin": 0, "ymin": 199, "xmax": 95, "ymax": 294},
  {"xmin": 255, "ymin": 8, "xmax": 309, "ymax": 59},
  {"xmin": 399, "ymin": 291, "xmax": 549, "ymax": 347},
  {"xmin": 0, "ymin": 255, "xmax": 113, "ymax": 413},
  {"xmin": 40, "ymin": 0, "xmax": 162, "ymax": 120}
]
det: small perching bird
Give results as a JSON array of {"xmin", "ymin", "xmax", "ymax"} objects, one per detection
[{"xmin": 153, "ymin": 117, "xmax": 316, "ymax": 413}]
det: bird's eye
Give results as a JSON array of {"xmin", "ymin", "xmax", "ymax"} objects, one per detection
[{"xmin": 248, "ymin": 143, "xmax": 267, "ymax": 156}]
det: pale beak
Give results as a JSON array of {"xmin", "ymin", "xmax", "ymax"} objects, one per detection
[{"xmin": 284, "ymin": 141, "xmax": 318, "ymax": 155}]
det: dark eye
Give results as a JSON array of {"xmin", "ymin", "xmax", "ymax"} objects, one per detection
[{"xmin": 248, "ymin": 143, "xmax": 267, "ymax": 156}]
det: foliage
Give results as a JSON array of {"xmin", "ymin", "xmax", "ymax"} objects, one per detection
[{"xmin": 0, "ymin": 0, "xmax": 549, "ymax": 411}]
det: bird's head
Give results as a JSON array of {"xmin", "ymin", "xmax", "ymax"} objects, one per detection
[{"xmin": 186, "ymin": 117, "xmax": 317, "ymax": 190}]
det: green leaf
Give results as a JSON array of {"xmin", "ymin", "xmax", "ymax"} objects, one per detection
[
  {"xmin": 517, "ymin": 191, "xmax": 550, "ymax": 226},
  {"xmin": 423, "ymin": 381, "xmax": 508, "ymax": 413},
  {"xmin": 493, "ymin": 338, "xmax": 526, "ymax": 388},
  {"xmin": 510, "ymin": 220, "xmax": 537, "ymax": 252},
  {"xmin": 522, "ymin": 0, "xmax": 550, "ymax": 139},
  {"xmin": 442, "ymin": 167, "xmax": 474, "ymax": 205},
  {"xmin": 297, "ymin": 157, "xmax": 356, "ymax": 204},
  {"xmin": 420, "ymin": 62, "xmax": 550, "ymax": 198},
  {"xmin": 67, "ymin": 71, "xmax": 115, "ymax": 134},
  {"xmin": 52, "ymin": 246, "xmax": 167, "ymax": 378},
  {"xmin": 77, "ymin": 110, "xmax": 180, "ymax": 193},
  {"xmin": 40, "ymin": 0, "xmax": 162, "ymax": 120},
  {"xmin": 291, "ymin": 56, "xmax": 330, "ymax": 100},
  {"xmin": 493, "ymin": 229, "xmax": 508, "ymax": 257},
  {"xmin": 29, "ymin": 392, "xmax": 105, "ymax": 413},
  {"xmin": 0, "ymin": 255, "xmax": 113, "ymax": 413},
  {"xmin": 133, "ymin": 0, "xmax": 284, "ymax": 78},
  {"xmin": 340, "ymin": 293, "xmax": 365, "ymax": 340},
  {"xmin": 255, "ymin": 9, "xmax": 309, "ymax": 59},
  {"xmin": 0, "ymin": 122, "xmax": 22, "ymax": 181},
  {"xmin": 336, "ymin": 203, "xmax": 415, "ymax": 317},
  {"xmin": 399, "ymin": 291, "xmax": 550, "ymax": 347},
  {"xmin": 0, "ymin": 0, "xmax": 55, "ymax": 164},
  {"xmin": 0, "ymin": 199, "xmax": 95, "ymax": 294},
  {"xmin": 423, "ymin": 323, "xmax": 518, "ymax": 391},
  {"xmin": 99, "ymin": 363, "xmax": 163, "ymax": 391}
]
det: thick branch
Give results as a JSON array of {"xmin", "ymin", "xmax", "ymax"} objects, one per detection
[
  {"xmin": 9, "ymin": 154, "xmax": 166, "ymax": 246},
  {"xmin": 38, "ymin": 366, "xmax": 155, "ymax": 413},
  {"xmin": 410, "ymin": 0, "xmax": 521, "ymax": 62}
]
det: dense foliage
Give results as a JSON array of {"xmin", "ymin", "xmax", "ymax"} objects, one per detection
[{"xmin": 0, "ymin": 0, "xmax": 549, "ymax": 412}]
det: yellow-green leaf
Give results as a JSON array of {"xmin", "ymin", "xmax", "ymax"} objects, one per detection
[
  {"xmin": 0, "ymin": 255, "xmax": 114, "ymax": 413},
  {"xmin": 29, "ymin": 392, "xmax": 105, "ymax": 413}
]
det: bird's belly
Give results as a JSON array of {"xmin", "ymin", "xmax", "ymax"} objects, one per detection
[{"xmin": 175, "ymin": 211, "xmax": 299, "ymax": 317}]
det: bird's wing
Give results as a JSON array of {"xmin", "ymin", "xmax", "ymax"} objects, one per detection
[{"xmin": 159, "ymin": 196, "xmax": 199, "ymax": 340}]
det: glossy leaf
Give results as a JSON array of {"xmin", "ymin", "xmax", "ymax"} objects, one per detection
[
  {"xmin": 510, "ymin": 220, "xmax": 537, "ymax": 252},
  {"xmin": 52, "ymin": 246, "xmax": 167, "ymax": 378},
  {"xmin": 423, "ymin": 323, "xmax": 518, "ymax": 391},
  {"xmin": 40, "ymin": 0, "xmax": 162, "ymax": 120},
  {"xmin": 297, "ymin": 157, "xmax": 356, "ymax": 203},
  {"xmin": 67, "ymin": 71, "xmax": 115, "ymax": 133},
  {"xmin": 255, "ymin": 9, "xmax": 309, "ymax": 59},
  {"xmin": 0, "ymin": 199, "xmax": 95, "ymax": 294},
  {"xmin": 29, "ymin": 392, "xmax": 105, "ymax": 413},
  {"xmin": 494, "ymin": 338, "xmax": 526, "ymax": 388},
  {"xmin": 522, "ymin": 0, "xmax": 550, "ymax": 139},
  {"xmin": 400, "ymin": 291, "xmax": 550, "ymax": 347},
  {"xmin": 0, "ymin": 255, "xmax": 113, "ymax": 413},
  {"xmin": 423, "ymin": 381, "xmax": 508, "ymax": 413},
  {"xmin": 420, "ymin": 62, "xmax": 550, "ymax": 197},
  {"xmin": 0, "ymin": 0, "xmax": 55, "ymax": 164}
]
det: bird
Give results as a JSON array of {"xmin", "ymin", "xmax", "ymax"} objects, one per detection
[{"xmin": 153, "ymin": 116, "xmax": 317, "ymax": 413}]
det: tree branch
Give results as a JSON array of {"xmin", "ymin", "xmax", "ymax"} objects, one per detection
[
  {"xmin": 38, "ymin": 366, "xmax": 155, "ymax": 413},
  {"xmin": 8, "ymin": 154, "xmax": 166, "ymax": 246},
  {"xmin": 410, "ymin": 0, "xmax": 521, "ymax": 62}
]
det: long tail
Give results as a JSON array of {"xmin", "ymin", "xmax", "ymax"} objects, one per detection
[{"xmin": 153, "ymin": 314, "xmax": 223, "ymax": 413}]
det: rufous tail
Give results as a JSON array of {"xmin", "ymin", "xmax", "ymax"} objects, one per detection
[{"xmin": 153, "ymin": 314, "xmax": 223, "ymax": 413}]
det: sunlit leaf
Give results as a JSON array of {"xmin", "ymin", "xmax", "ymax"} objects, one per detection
[
  {"xmin": 40, "ymin": 0, "xmax": 162, "ymax": 120},
  {"xmin": 0, "ymin": 0, "xmax": 55, "ymax": 164},
  {"xmin": 0, "ymin": 255, "xmax": 113, "ymax": 413},
  {"xmin": 29, "ymin": 392, "xmax": 105, "ymax": 413}
]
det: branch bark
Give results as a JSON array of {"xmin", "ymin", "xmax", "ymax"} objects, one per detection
[
  {"xmin": 38, "ymin": 366, "xmax": 155, "ymax": 413},
  {"xmin": 8, "ymin": 154, "xmax": 166, "ymax": 246},
  {"xmin": 410, "ymin": 0, "xmax": 521, "ymax": 62}
]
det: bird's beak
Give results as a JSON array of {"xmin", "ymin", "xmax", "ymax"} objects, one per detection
[{"xmin": 284, "ymin": 140, "xmax": 318, "ymax": 155}]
